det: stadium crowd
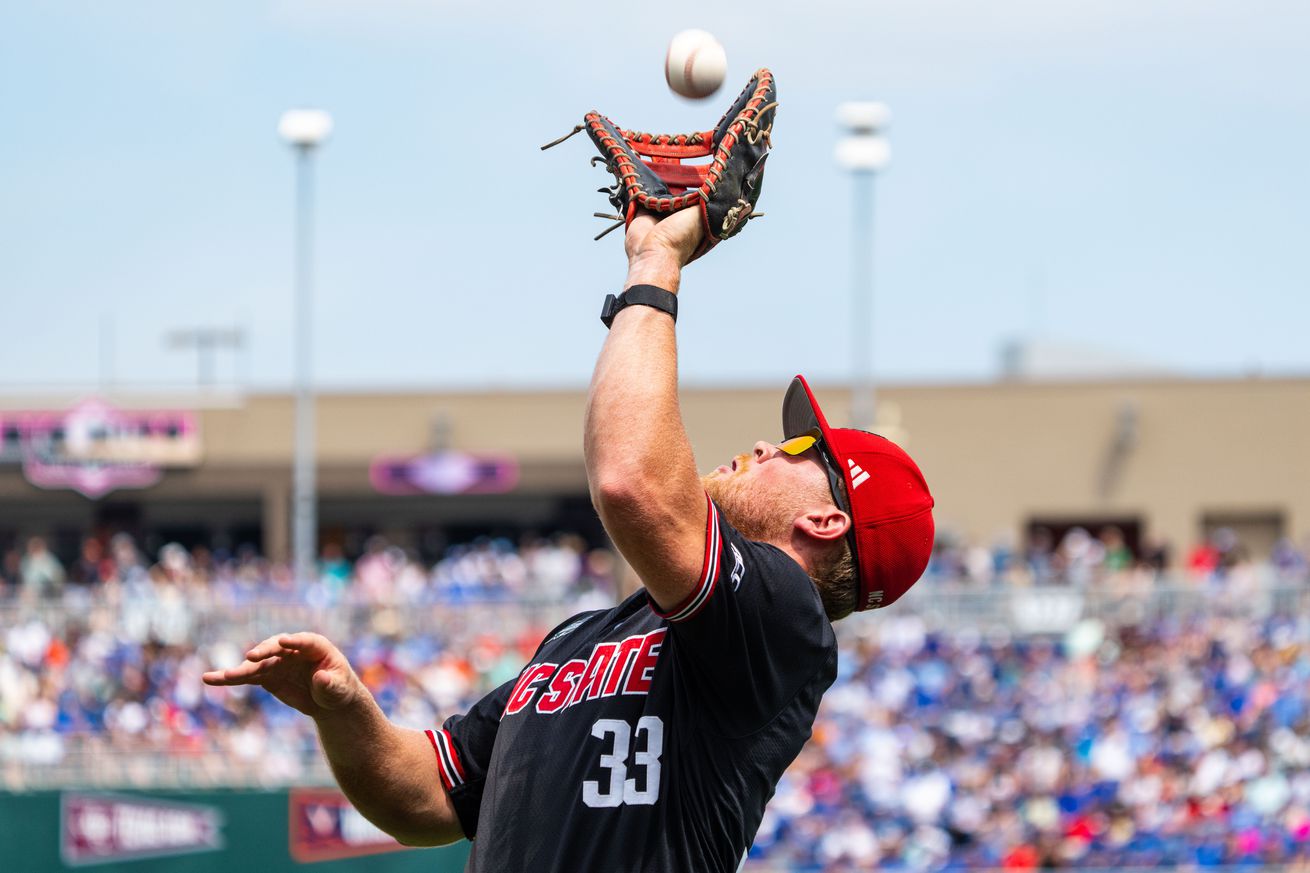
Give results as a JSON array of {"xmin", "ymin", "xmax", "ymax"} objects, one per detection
[
  {"xmin": 753, "ymin": 610, "xmax": 1310, "ymax": 870},
  {"xmin": 0, "ymin": 532, "xmax": 610, "ymax": 788},
  {"xmin": 927, "ymin": 524, "xmax": 1310, "ymax": 590},
  {"xmin": 3, "ymin": 529, "xmax": 1310, "ymax": 869},
  {"xmin": 1, "ymin": 530, "xmax": 618, "ymax": 608}
]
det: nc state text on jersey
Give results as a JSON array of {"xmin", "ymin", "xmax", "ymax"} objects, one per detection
[{"xmin": 503, "ymin": 629, "xmax": 666, "ymax": 717}]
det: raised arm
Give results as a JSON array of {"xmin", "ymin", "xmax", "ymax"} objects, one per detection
[
  {"xmin": 584, "ymin": 209, "xmax": 710, "ymax": 612},
  {"xmin": 202, "ymin": 632, "xmax": 462, "ymax": 847}
]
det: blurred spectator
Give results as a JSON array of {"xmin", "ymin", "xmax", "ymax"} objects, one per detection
[
  {"xmin": 1273, "ymin": 537, "xmax": 1309, "ymax": 580},
  {"xmin": 69, "ymin": 538, "xmax": 108, "ymax": 587},
  {"xmin": 20, "ymin": 536, "xmax": 64, "ymax": 601},
  {"xmin": 1057, "ymin": 527, "xmax": 1103, "ymax": 587},
  {"xmin": 318, "ymin": 542, "xmax": 352, "ymax": 595},
  {"xmin": 1138, "ymin": 535, "xmax": 1171, "ymax": 573},
  {"xmin": 1098, "ymin": 526, "xmax": 1132, "ymax": 573},
  {"xmin": 0, "ymin": 547, "xmax": 19, "ymax": 595},
  {"xmin": 1025, "ymin": 527, "xmax": 1055, "ymax": 583},
  {"xmin": 989, "ymin": 532, "xmax": 1017, "ymax": 583},
  {"xmin": 1187, "ymin": 534, "xmax": 1223, "ymax": 578}
]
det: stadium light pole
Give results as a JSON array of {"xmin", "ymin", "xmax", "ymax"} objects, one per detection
[
  {"xmin": 278, "ymin": 109, "xmax": 332, "ymax": 582},
  {"xmin": 835, "ymin": 102, "xmax": 891, "ymax": 431},
  {"xmin": 164, "ymin": 326, "xmax": 246, "ymax": 388}
]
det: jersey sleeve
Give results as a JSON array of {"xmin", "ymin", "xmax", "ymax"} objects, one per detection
[
  {"xmin": 650, "ymin": 495, "xmax": 837, "ymax": 736},
  {"xmin": 425, "ymin": 677, "xmax": 515, "ymax": 840},
  {"xmin": 423, "ymin": 610, "xmax": 601, "ymax": 839}
]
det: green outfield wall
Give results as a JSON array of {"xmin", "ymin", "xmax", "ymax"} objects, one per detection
[{"xmin": 0, "ymin": 789, "xmax": 470, "ymax": 873}]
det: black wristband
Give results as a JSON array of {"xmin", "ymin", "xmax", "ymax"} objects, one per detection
[{"xmin": 600, "ymin": 284, "xmax": 678, "ymax": 329}]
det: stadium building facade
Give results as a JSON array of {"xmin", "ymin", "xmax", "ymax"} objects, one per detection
[{"xmin": 0, "ymin": 376, "xmax": 1306, "ymax": 566}]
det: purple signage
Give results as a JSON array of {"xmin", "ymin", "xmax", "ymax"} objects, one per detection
[
  {"xmin": 61, "ymin": 792, "xmax": 223, "ymax": 866},
  {"xmin": 24, "ymin": 456, "xmax": 163, "ymax": 498},
  {"xmin": 370, "ymin": 451, "xmax": 519, "ymax": 495}
]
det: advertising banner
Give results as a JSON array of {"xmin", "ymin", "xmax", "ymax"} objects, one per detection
[
  {"xmin": 61, "ymin": 792, "xmax": 223, "ymax": 866},
  {"xmin": 0, "ymin": 790, "xmax": 469, "ymax": 873},
  {"xmin": 288, "ymin": 788, "xmax": 410, "ymax": 863},
  {"xmin": 0, "ymin": 398, "xmax": 201, "ymax": 498},
  {"xmin": 370, "ymin": 451, "xmax": 519, "ymax": 495}
]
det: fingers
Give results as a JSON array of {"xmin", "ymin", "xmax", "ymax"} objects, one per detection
[
  {"xmin": 275, "ymin": 632, "xmax": 335, "ymax": 660},
  {"xmin": 243, "ymin": 635, "xmax": 286, "ymax": 663},
  {"xmin": 202, "ymin": 654, "xmax": 283, "ymax": 686},
  {"xmin": 203, "ymin": 631, "xmax": 339, "ymax": 689},
  {"xmin": 242, "ymin": 632, "xmax": 330, "ymax": 663},
  {"xmin": 628, "ymin": 212, "xmax": 658, "ymax": 232}
]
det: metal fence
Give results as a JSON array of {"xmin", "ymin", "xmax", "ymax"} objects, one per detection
[
  {"xmin": 4, "ymin": 568, "xmax": 1306, "ymax": 639},
  {"xmin": 886, "ymin": 568, "xmax": 1310, "ymax": 634},
  {"xmin": 1, "ymin": 744, "xmax": 335, "ymax": 792},
  {"xmin": 0, "ymin": 595, "xmax": 584, "ymax": 648}
]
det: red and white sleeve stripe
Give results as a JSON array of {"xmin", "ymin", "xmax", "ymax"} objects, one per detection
[
  {"xmin": 650, "ymin": 493, "xmax": 723, "ymax": 623},
  {"xmin": 425, "ymin": 728, "xmax": 466, "ymax": 792}
]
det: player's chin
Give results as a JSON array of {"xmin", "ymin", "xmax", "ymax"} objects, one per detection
[{"xmin": 702, "ymin": 473, "xmax": 741, "ymax": 505}]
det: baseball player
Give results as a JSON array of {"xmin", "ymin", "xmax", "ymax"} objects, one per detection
[{"xmin": 203, "ymin": 71, "xmax": 934, "ymax": 871}]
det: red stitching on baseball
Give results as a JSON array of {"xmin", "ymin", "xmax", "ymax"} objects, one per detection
[{"xmin": 683, "ymin": 45, "xmax": 699, "ymax": 95}]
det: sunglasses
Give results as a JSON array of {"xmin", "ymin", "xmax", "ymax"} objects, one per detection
[{"xmin": 778, "ymin": 430, "xmax": 850, "ymax": 514}]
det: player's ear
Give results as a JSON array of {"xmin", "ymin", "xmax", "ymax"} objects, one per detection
[{"xmin": 795, "ymin": 507, "xmax": 849, "ymax": 544}]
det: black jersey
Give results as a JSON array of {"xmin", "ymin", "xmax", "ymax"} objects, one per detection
[{"xmin": 424, "ymin": 497, "xmax": 838, "ymax": 872}]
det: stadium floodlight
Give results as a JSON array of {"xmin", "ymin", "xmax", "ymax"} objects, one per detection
[
  {"xmin": 164, "ymin": 326, "xmax": 245, "ymax": 387},
  {"xmin": 836, "ymin": 101, "xmax": 892, "ymax": 135},
  {"xmin": 279, "ymin": 109, "xmax": 332, "ymax": 583},
  {"xmin": 835, "ymin": 136, "xmax": 892, "ymax": 173},
  {"xmin": 278, "ymin": 109, "xmax": 333, "ymax": 149},
  {"xmin": 835, "ymin": 102, "xmax": 891, "ymax": 172},
  {"xmin": 835, "ymin": 102, "xmax": 891, "ymax": 430}
]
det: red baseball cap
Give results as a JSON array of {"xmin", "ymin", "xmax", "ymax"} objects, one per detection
[{"xmin": 782, "ymin": 375, "xmax": 935, "ymax": 611}]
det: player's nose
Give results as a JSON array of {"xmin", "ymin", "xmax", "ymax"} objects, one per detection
[{"xmin": 752, "ymin": 441, "xmax": 777, "ymax": 462}]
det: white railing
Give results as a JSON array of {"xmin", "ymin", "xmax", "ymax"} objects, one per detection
[
  {"xmin": 887, "ymin": 567, "xmax": 1309, "ymax": 633},
  {"xmin": 0, "ymin": 745, "xmax": 335, "ymax": 792},
  {"xmin": 0, "ymin": 596, "xmax": 585, "ymax": 648},
  {"xmin": 3, "ymin": 568, "xmax": 1306, "ymax": 636}
]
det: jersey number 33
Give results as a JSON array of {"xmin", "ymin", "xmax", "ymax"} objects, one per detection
[{"xmin": 582, "ymin": 716, "xmax": 664, "ymax": 808}]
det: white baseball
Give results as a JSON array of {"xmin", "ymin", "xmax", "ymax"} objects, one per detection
[{"xmin": 665, "ymin": 30, "xmax": 727, "ymax": 100}]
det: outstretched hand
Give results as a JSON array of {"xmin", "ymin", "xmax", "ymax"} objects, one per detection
[{"xmin": 202, "ymin": 632, "xmax": 362, "ymax": 719}]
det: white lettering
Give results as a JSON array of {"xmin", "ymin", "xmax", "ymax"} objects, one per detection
[
  {"xmin": 340, "ymin": 807, "xmax": 394, "ymax": 845},
  {"xmin": 114, "ymin": 806, "xmax": 203, "ymax": 850}
]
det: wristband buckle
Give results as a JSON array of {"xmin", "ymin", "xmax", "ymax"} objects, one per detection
[{"xmin": 599, "ymin": 285, "xmax": 678, "ymax": 329}]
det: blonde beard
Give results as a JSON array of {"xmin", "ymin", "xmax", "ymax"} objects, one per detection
[{"xmin": 701, "ymin": 473, "xmax": 796, "ymax": 544}]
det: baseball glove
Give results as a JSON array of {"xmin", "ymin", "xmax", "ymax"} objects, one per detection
[{"xmin": 542, "ymin": 68, "xmax": 777, "ymax": 261}]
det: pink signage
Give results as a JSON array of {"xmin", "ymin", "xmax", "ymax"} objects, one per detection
[
  {"xmin": 1, "ymin": 398, "xmax": 200, "ymax": 498},
  {"xmin": 61, "ymin": 792, "xmax": 223, "ymax": 866}
]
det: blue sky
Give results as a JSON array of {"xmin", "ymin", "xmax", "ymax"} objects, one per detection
[{"xmin": 1, "ymin": 0, "xmax": 1306, "ymax": 391}]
